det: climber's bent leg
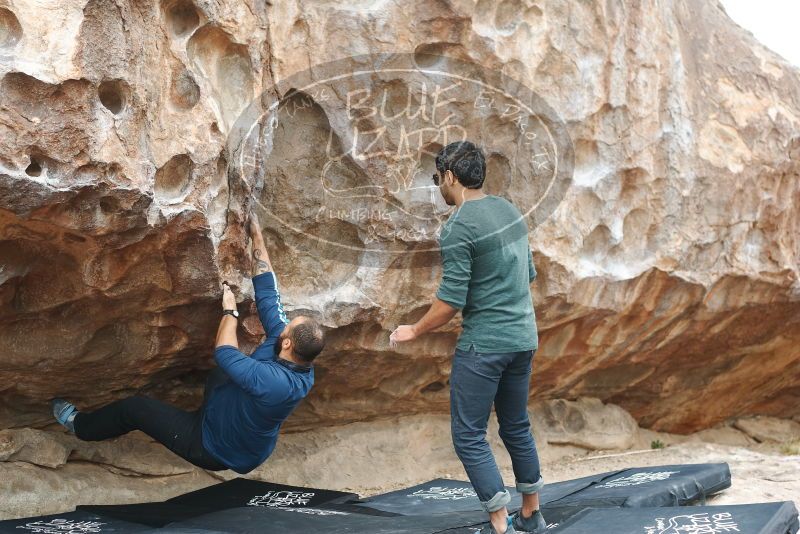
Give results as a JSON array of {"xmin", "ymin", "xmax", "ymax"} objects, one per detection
[
  {"xmin": 74, "ymin": 395, "xmax": 184, "ymax": 443},
  {"xmin": 74, "ymin": 395, "xmax": 226, "ymax": 470}
]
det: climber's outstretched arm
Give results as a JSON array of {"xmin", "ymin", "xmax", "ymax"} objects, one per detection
[
  {"xmin": 215, "ymin": 282, "xmax": 239, "ymax": 349},
  {"xmin": 248, "ymin": 213, "xmax": 273, "ymax": 277},
  {"xmin": 248, "ymin": 213, "xmax": 289, "ymax": 340}
]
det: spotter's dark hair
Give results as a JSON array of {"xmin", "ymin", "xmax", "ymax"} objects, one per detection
[{"xmin": 434, "ymin": 141, "xmax": 486, "ymax": 189}]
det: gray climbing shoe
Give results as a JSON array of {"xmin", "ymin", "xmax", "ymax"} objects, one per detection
[
  {"xmin": 511, "ymin": 509, "xmax": 547, "ymax": 533},
  {"xmin": 474, "ymin": 519, "xmax": 517, "ymax": 534}
]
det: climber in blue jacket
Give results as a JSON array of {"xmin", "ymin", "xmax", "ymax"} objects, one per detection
[{"xmin": 51, "ymin": 213, "xmax": 325, "ymax": 474}]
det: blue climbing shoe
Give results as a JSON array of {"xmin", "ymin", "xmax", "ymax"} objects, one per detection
[{"xmin": 51, "ymin": 398, "xmax": 78, "ymax": 433}]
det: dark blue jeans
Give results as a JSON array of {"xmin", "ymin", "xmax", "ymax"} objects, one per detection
[{"xmin": 450, "ymin": 345, "xmax": 544, "ymax": 512}]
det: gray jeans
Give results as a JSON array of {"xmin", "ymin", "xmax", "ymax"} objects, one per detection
[{"xmin": 450, "ymin": 344, "xmax": 544, "ymax": 512}]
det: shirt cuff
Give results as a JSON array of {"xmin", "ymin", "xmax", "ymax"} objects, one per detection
[
  {"xmin": 252, "ymin": 271, "xmax": 277, "ymax": 290},
  {"xmin": 436, "ymin": 287, "xmax": 465, "ymax": 310},
  {"xmin": 214, "ymin": 345, "xmax": 241, "ymax": 358}
]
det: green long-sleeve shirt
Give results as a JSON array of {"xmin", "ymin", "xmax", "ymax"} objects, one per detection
[{"xmin": 436, "ymin": 195, "xmax": 538, "ymax": 353}]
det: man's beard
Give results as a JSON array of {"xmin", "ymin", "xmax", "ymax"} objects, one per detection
[{"xmin": 274, "ymin": 332, "xmax": 286, "ymax": 356}]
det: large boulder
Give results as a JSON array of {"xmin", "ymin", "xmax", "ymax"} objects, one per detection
[{"xmin": 0, "ymin": 0, "xmax": 798, "ymax": 437}]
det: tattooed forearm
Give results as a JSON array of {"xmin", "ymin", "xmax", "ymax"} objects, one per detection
[
  {"xmin": 249, "ymin": 215, "xmax": 273, "ymax": 276},
  {"xmin": 253, "ymin": 247, "xmax": 272, "ymax": 275}
]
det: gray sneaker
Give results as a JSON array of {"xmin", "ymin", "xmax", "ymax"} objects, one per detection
[
  {"xmin": 511, "ymin": 509, "xmax": 547, "ymax": 533},
  {"xmin": 474, "ymin": 521, "xmax": 517, "ymax": 534}
]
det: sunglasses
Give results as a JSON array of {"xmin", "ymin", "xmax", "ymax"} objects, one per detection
[{"xmin": 432, "ymin": 170, "xmax": 445, "ymax": 186}]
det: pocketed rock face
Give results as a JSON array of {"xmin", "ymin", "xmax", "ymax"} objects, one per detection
[{"xmin": 0, "ymin": 0, "xmax": 799, "ymax": 438}]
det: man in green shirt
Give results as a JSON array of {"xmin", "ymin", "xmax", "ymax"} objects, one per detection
[{"xmin": 390, "ymin": 141, "xmax": 545, "ymax": 534}]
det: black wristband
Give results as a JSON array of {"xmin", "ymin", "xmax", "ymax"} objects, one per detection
[{"xmin": 222, "ymin": 309, "xmax": 239, "ymax": 318}]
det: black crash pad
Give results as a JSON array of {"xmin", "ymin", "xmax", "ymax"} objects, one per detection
[
  {"xmin": 166, "ymin": 477, "xmax": 358, "ymax": 511},
  {"xmin": 0, "ymin": 464, "xmax": 739, "ymax": 534},
  {"xmin": 74, "ymin": 479, "xmax": 361, "ymax": 529},
  {"xmin": 538, "ymin": 469, "xmax": 625, "ymax": 503},
  {"xmin": 0, "ymin": 510, "xmax": 149, "ymax": 533},
  {"xmin": 76, "ymin": 501, "xmax": 396, "ymax": 529},
  {"xmin": 351, "ymin": 478, "xmax": 522, "ymax": 515},
  {"xmin": 163, "ymin": 505, "xmax": 491, "ymax": 534},
  {"xmin": 546, "ymin": 463, "xmax": 732, "ymax": 509},
  {"xmin": 354, "ymin": 463, "xmax": 731, "ymax": 520},
  {"xmin": 350, "ymin": 469, "xmax": 633, "ymax": 516},
  {"xmin": 76, "ymin": 502, "xmax": 215, "ymax": 528},
  {"xmin": 346, "ymin": 474, "xmax": 622, "ymax": 524},
  {"xmin": 550, "ymin": 502, "xmax": 800, "ymax": 534},
  {"xmin": 137, "ymin": 529, "xmax": 229, "ymax": 534}
]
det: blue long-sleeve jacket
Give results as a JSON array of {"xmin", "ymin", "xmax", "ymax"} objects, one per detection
[{"xmin": 201, "ymin": 271, "xmax": 314, "ymax": 474}]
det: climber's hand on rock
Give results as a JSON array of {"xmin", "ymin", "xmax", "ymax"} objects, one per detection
[
  {"xmin": 389, "ymin": 324, "xmax": 417, "ymax": 348},
  {"xmin": 222, "ymin": 282, "xmax": 237, "ymax": 310}
]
